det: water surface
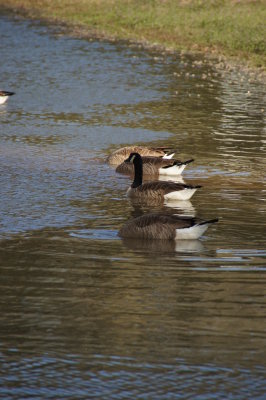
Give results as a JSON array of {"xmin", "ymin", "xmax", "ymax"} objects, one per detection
[{"xmin": 0, "ymin": 15, "xmax": 265, "ymax": 399}]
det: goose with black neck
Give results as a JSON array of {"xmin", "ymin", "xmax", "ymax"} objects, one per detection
[{"xmin": 125, "ymin": 152, "xmax": 201, "ymax": 202}]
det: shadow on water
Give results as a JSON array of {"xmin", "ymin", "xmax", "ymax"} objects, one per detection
[{"xmin": 0, "ymin": 13, "xmax": 265, "ymax": 399}]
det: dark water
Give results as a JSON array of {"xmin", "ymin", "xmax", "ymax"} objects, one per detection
[{"xmin": 0, "ymin": 14, "xmax": 265, "ymax": 399}]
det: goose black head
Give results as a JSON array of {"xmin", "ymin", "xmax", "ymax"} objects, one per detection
[
  {"xmin": 125, "ymin": 153, "xmax": 143, "ymax": 188},
  {"xmin": 125, "ymin": 152, "xmax": 142, "ymax": 164}
]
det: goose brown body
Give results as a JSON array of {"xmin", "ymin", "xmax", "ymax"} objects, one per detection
[
  {"xmin": 127, "ymin": 181, "xmax": 201, "ymax": 200},
  {"xmin": 118, "ymin": 213, "xmax": 218, "ymax": 240},
  {"xmin": 106, "ymin": 146, "xmax": 172, "ymax": 165},
  {"xmin": 116, "ymin": 156, "xmax": 193, "ymax": 176}
]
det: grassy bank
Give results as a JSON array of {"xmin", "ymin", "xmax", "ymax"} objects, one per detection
[{"xmin": 0, "ymin": 0, "xmax": 265, "ymax": 69}]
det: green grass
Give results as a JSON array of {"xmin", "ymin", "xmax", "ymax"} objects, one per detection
[{"xmin": 0, "ymin": 0, "xmax": 265, "ymax": 69}]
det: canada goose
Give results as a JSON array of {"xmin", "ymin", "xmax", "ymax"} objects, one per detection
[
  {"xmin": 116, "ymin": 155, "xmax": 194, "ymax": 176},
  {"xmin": 106, "ymin": 145, "xmax": 174, "ymax": 165},
  {"xmin": 119, "ymin": 213, "xmax": 219, "ymax": 240},
  {"xmin": 125, "ymin": 152, "xmax": 201, "ymax": 201},
  {"xmin": 0, "ymin": 91, "xmax": 15, "ymax": 105}
]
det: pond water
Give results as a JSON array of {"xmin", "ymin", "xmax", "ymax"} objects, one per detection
[{"xmin": 0, "ymin": 14, "xmax": 265, "ymax": 399}]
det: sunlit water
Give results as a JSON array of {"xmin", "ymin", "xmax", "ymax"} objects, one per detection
[{"xmin": 0, "ymin": 14, "xmax": 265, "ymax": 399}]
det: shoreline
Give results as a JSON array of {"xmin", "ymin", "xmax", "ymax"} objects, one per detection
[
  {"xmin": 0, "ymin": 2, "xmax": 265, "ymax": 83},
  {"xmin": 61, "ymin": 21, "xmax": 266, "ymax": 83}
]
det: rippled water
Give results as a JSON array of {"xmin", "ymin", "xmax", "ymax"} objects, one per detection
[{"xmin": 0, "ymin": 14, "xmax": 265, "ymax": 399}]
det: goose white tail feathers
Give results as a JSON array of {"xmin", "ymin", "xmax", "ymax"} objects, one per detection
[
  {"xmin": 159, "ymin": 158, "xmax": 194, "ymax": 176},
  {"xmin": 119, "ymin": 213, "xmax": 218, "ymax": 240},
  {"xmin": 162, "ymin": 152, "xmax": 175, "ymax": 159},
  {"xmin": 175, "ymin": 218, "xmax": 219, "ymax": 239},
  {"xmin": 164, "ymin": 185, "xmax": 201, "ymax": 201}
]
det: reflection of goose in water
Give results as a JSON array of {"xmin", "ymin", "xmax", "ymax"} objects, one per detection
[
  {"xmin": 158, "ymin": 174, "xmax": 185, "ymax": 183},
  {"xmin": 164, "ymin": 200, "xmax": 196, "ymax": 216},
  {"xmin": 106, "ymin": 145, "xmax": 174, "ymax": 165},
  {"xmin": 116, "ymin": 156, "xmax": 193, "ymax": 176},
  {"xmin": 121, "ymin": 237, "xmax": 204, "ymax": 253},
  {"xmin": 128, "ymin": 196, "xmax": 195, "ymax": 216},
  {"xmin": 125, "ymin": 153, "xmax": 201, "ymax": 202},
  {"xmin": 0, "ymin": 90, "xmax": 15, "ymax": 105},
  {"xmin": 119, "ymin": 213, "xmax": 219, "ymax": 240}
]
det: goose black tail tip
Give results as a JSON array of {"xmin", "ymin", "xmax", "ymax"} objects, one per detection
[
  {"xmin": 173, "ymin": 158, "xmax": 194, "ymax": 166},
  {"xmin": 183, "ymin": 158, "xmax": 194, "ymax": 165},
  {"xmin": 199, "ymin": 218, "xmax": 219, "ymax": 226}
]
